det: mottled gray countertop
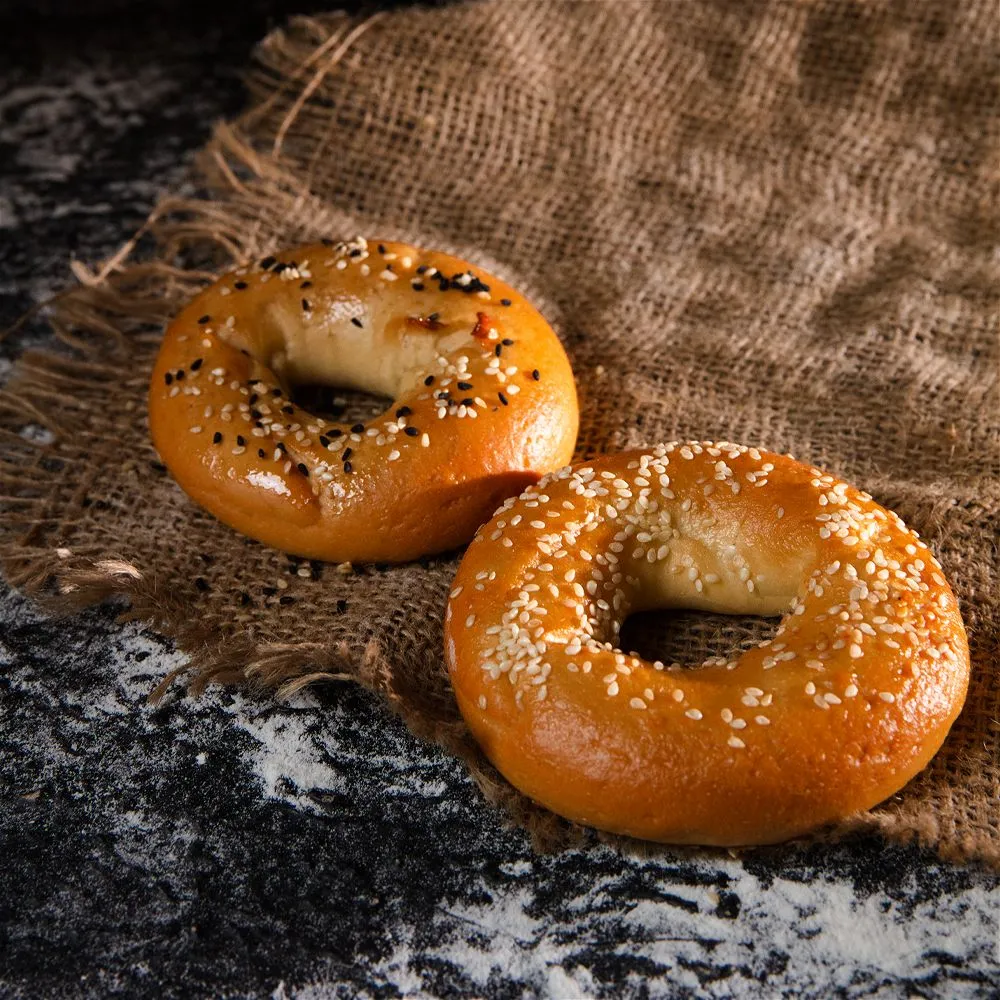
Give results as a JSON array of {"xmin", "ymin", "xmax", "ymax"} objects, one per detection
[{"xmin": 0, "ymin": 7, "xmax": 997, "ymax": 999}]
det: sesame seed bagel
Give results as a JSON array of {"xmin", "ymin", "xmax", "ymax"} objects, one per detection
[
  {"xmin": 148, "ymin": 238, "xmax": 579, "ymax": 562},
  {"xmin": 445, "ymin": 442, "xmax": 970, "ymax": 846}
]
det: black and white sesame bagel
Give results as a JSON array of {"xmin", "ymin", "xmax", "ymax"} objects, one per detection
[
  {"xmin": 445, "ymin": 442, "xmax": 970, "ymax": 846},
  {"xmin": 148, "ymin": 238, "xmax": 579, "ymax": 562}
]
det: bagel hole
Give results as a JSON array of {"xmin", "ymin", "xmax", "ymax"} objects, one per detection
[
  {"xmin": 292, "ymin": 382, "xmax": 392, "ymax": 426},
  {"xmin": 618, "ymin": 609, "xmax": 781, "ymax": 669}
]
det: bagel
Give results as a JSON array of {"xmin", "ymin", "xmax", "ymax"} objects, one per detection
[
  {"xmin": 445, "ymin": 442, "xmax": 970, "ymax": 846},
  {"xmin": 148, "ymin": 238, "xmax": 579, "ymax": 562}
]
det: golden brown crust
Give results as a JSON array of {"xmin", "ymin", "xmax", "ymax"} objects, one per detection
[
  {"xmin": 445, "ymin": 442, "xmax": 970, "ymax": 846},
  {"xmin": 148, "ymin": 239, "xmax": 579, "ymax": 561}
]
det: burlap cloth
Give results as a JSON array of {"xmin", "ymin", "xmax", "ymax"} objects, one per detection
[{"xmin": 2, "ymin": 0, "xmax": 997, "ymax": 865}]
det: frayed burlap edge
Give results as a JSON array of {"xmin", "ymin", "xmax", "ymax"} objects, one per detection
[{"xmin": 2, "ymin": 8, "xmax": 997, "ymax": 867}]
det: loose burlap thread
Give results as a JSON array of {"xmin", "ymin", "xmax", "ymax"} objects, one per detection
[{"xmin": 2, "ymin": 0, "xmax": 998, "ymax": 864}]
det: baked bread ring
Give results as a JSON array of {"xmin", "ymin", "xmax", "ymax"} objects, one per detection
[
  {"xmin": 445, "ymin": 442, "xmax": 970, "ymax": 846},
  {"xmin": 148, "ymin": 238, "xmax": 579, "ymax": 562}
]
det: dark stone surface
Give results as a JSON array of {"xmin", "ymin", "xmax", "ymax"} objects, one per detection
[{"xmin": 1, "ymin": 7, "xmax": 998, "ymax": 998}]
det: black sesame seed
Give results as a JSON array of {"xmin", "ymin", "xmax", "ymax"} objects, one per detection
[
  {"xmin": 495, "ymin": 345, "xmax": 503, "ymax": 357},
  {"xmin": 260, "ymin": 256, "xmax": 276, "ymax": 269},
  {"xmin": 336, "ymin": 599, "xmax": 348, "ymax": 613},
  {"xmin": 236, "ymin": 435, "xmax": 245, "ymax": 446},
  {"xmin": 257, "ymin": 448, "xmax": 266, "ymax": 459},
  {"xmin": 279, "ymin": 595, "xmax": 295, "ymax": 605},
  {"xmin": 175, "ymin": 369, "xmax": 185, "ymax": 381},
  {"xmin": 378, "ymin": 243, "xmax": 387, "ymax": 254},
  {"xmin": 343, "ymin": 461, "xmax": 353, "ymax": 474},
  {"xmin": 416, "ymin": 265, "xmax": 427, "ymax": 274},
  {"xmin": 283, "ymin": 405, "xmax": 295, "ymax": 415},
  {"xmin": 457, "ymin": 381, "xmax": 473, "ymax": 390},
  {"xmin": 234, "ymin": 280, "xmax": 248, "ymax": 290},
  {"xmin": 300, "ymin": 280, "xmax": 312, "ymax": 289},
  {"xmin": 502, "ymin": 338, "xmax": 514, "ymax": 345},
  {"xmin": 164, "ymin": 372, "xmax": 173, "ymax": 385},
  {"xmin": 213, "ymin": 431, "xmax": 223, "ymax": 444},
  {"xmin": 424, "ymin": 375, "xmax": 435, "ymax": 386},
  {"xmin": 198, "ymin": 315, "xmax": 211, "ymax": 324},
  {"xmin": 302, "ymin": 298, "xmax": 311, "ymax": 311},
  {"xmin": 404, "ymin": 426, "xmax": 419, "ymax": 437},
  {"xmin": 297, "ymin": 462, "xmax": 309, "ymax": 476},
  {"xmin": 498, "ymin": 391, "xmax": 508, "ymax": 406},
  {"xmin": 395, "ymin": 406, "xmax": 412, "ymax": 418},
  {"xmin": 532, "ymin": 369, "xmax": 540, "ymax": 380},
  {"xmin": 191, "ymin": 358, "xmax": 203, "ymax": 371},
  {"xmin": 319, "ymin": 435, "xmax": 331, "ymax": 448},
  {"xmin": 342, "ymin": 447, "xmax": 353, "ymax": 460},
  {"xmin": 349, "ymin": 248, "xmax": 362, "ymax": 257},
  {"xmin": 501, "ymin": 298, "xmax": 512, "ymax": 306},
  {"xmin": 277, "ymin": 442, "xmax": 287, "ymax": 453},
  {"xmin": 351, "ymin": 317, "xmax": 363, "ymax": 328},
  {"xmin": 195, "ymin": 577, "xmax": 209, "ymax": 592},
  {"xmin": 328, "ymin": 429, "xmax": 343, "ymax": 438},
  {"xmin": 249, "ymin": 393, "xmax": 259, "ymax": 405},
  {"xmin": 240, "ymin": 591, "xmax": 252, "ymax": 606},
  {"xmin": 428, "ymin": 312, "xmax": 440, "ymax": 322},
  {"xmin": 351, "ymin": 423, "xmax": 365, "ymax": 433},
  {"xmin": 412, "ymin": 283, "xmax": 425, "ymax": 291},
  {"xmin": 271, "ymin": 387, "xmax": 282, "ymax": 396},
  {"xmin": 263, "ymin": 586, "xmax": 277, "ymax": 597},
  {"xmin": 461, "ymin": 398, "xmax": 475, "ymax": 407}
]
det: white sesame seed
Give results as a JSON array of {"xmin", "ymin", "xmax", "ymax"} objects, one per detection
[{"xmin": 685, "ymin": 708, "xmax": 703, "ymax": 720}]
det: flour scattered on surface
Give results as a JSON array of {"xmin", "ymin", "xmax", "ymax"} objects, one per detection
[{"xmin": 3, "ymin": 599, "xmax": 997, "ymax": 998}]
